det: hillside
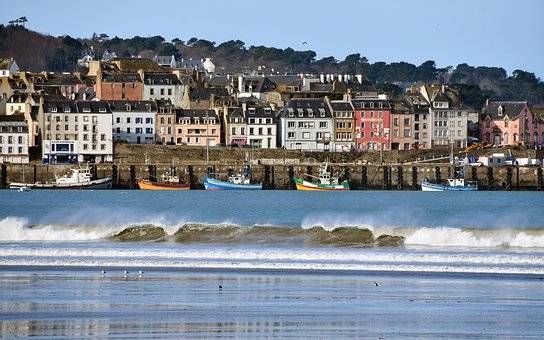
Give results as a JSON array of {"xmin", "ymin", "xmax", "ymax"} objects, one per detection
[{"xmin": 1, "ymin": 24, "xmax": 544, "ymax": 108}]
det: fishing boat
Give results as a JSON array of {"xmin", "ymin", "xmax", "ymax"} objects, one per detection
[
  {"xmin": 203, "ymin": 164, "xmax": 262, "ymax": 190},
  {"xmin": 9, "ymin": 166, "xmax": 112, "ymax": 190},
  {"xmin": 421, "ymin": 177, "xmax": 478, "ymax": 191},
  {"xmin": 294, "ymin": 162, "xmax": 350, "ymax": 191},
  {"xmin": 11, "ymin": 163, "xmax": 31, "ymax": 191},
  {"xmin": 138, "ymin": 171, "xmax": 190, "ymax": 190}
]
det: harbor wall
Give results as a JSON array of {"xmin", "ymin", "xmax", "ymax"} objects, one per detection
[{"xmin": 2, "ymin": 162, "xmax": 543, "ymax": 191}]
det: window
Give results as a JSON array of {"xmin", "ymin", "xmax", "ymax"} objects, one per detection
[
  {"xmin": 288, "ymin": 122, "xmax": 295, "ymax": 128},
  {"xmin": 267, "ymin": 128, "xmax": 272, "ymax": 135},
  {"xmin": 160, "ymin": 89, "xmax": 165, "ymax": 96},
  {"xmin": 8, "ymin": 146, "xmax": 13, "ymax": 153},
  {"xmin": 116, "ymin": 127, "xmax": 120, "ymax": 133},
  {"xmin": 116, "ymin": 117, "xmax": 121, "ymax": 123},
  {"xmin": 302, "ymin": 132, "xmax": 310, "ymax": 139},
  {"xmin": 101, "ymin": 144, "xmax": 106, "ymax": 150},
  {"xmin": 231, "ymin": 127, "xmax": 236, "ymax": 135},
  {"xmin": 65, "ymin": 125, "xmax": 69, "ymax": 131},
  {"xmin": 127, "ymin": 127, "xmax": 131, "ymax": 133},
  {"xmin": 18, "ymin": 147, "xmax": 23, "ymax": 154},
  {"xmin": 404, "ymin": 118, "xmax": 410, "ymax": 125},
  {"xmin": 8, "ymin": 136, "xmax": 13, "ymax": 144},
  {"xmin": 136, "ymin": 118, "xmax": 143, "ymax": 124},
  {"xmin": 150, "ymin": 89, "xmax": 154, "ymax": 96},
  {"xmin": 146, "ymin": 128, "xmax": 153, "ymax": 134},
  {"xmin": 83, "ymin": 144, "xmax": 88, "ymax": 150},
  {"xmin": 101, "ymin": 134, "xmax": 106, "ymax": 141},
  {"xmin": 319, "ymin": 122, "xmax": 327, "ymax": 128},
  {"xmin": 127, "ymin": 117, "xmax": 131, "ymax": 123},
  {"xmin": 135, "ymin": 128, "xmax": 142, "ymax": 134},
  {"xmin": 249, "ymin": 128, "xmax": 254, "ymax": 135},
  {"xmin": 167, "ymin": 89, "xmax": 172, "ymax": 96},
  {"xmin": 287, "ymin": 132, "xmax": 295, "ymax": 139},
  {"xmin": 146, "ymin": 118, "xmax": 153, "ymax": 124}
]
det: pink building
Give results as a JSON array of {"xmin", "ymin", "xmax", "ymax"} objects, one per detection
[
  {"xmin": 480, "ymin": 101, "xmax": 543, "ymax": 147},
  {"xmin": 351, "ymin": 98, "xmax": 392, "ymax": 151},
  {"xmin": 175, "ymin": 109, "xmax": 221, "ymax": 147}
]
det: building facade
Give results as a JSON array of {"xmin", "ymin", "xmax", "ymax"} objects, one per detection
[
  {"xmin": 40, "ymin": 100, "xmax": 113, "ymax": 163},
  {"xmin": 155, "ymin": 100, "xmax": 177, "ymax": 144},
  {"xmin": 390, "ymin": 100, "xmax": 414, "ymax": 151},
  {"xmin": 245, "ymin": 104, "xmax": 277, "ymax": 149},
  {"xmin": 110, "ymin": 100, "xmax": 157, "ymax": 144},
  {"xmin": 142, "ymin": 72, "xmax": 183, "ymax": 107},
  {"xmin": 174, "ymin": 109, "xmax": 221, "ymax": 147},
  {"xmin": 352, "ymin": 97, "xmax": 391, "ymax": 151},
  {"xmin": 96, "ymin": 71, "xmax": 143, "ymax": 101},
  {"xmin": 328, "ymin": 100, "xmax": 355, "ymax": 152},
  {"xmin": 279, "ymin": 98, "xmax": 334, "ymax": 151},
  {"xmin": 0, "ymin": 115, "xmax": 29, "ymax": 163},
  {"xmin": 480, "ymin": 101, "xmax": 535, "ymax": 146}
]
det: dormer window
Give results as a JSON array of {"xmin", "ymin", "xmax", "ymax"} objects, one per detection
[
  {"xmin": 82, "ymin": 107, "xmax": 91, "ymax": 113},
  {"xmin": 63, "ymin": 106, "xmax": 71, "ymax": 113},
  {"xmin": 319, "ymin": 108, "xmax": 325, "ymax": 117},
  {"xmin": 288, "ymin": 108, "xmax": 294, "ymax": 117},
  {"xmin": 370, "ymin": 102, "xmax": 374, "ymax": 108},
  {"xmin": 99, "ymin": 107, "xmax": 107, "ymax": 113},
  {"xmin": 297, "ymin": 108, "xmax": 304, "ymax": 117},
  {"xmin": 50, "ymin": 106, "xmax": 58, "ymax": 113},
  {"xmin": 126, "ymin": 104, "xmax": 131, "ymax": 112},
  {"xmin": 264, "ymin": 108, "xmax": 271, "ymax": 114},
  {"xmin": 307, "ymin": 108, "xmax": 314, "ymax": 117},
  {"xmin": 379, "ymin": 102, "xmax": 383, "ymax": 109},
  {"xmin": 498, "ymin": 105, "xmax": 503, "ymax": 116},
  {"xmin": 249, "ymin": 108, "xmax": 256, "ymax": 114}
]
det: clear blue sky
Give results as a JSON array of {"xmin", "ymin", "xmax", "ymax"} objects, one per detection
[{"xmin": 2, "ymin": 0, "xmax": 543, "ymax": 77}]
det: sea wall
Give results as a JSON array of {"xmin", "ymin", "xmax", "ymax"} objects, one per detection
[{"xmin": 2, "ymin": 162, "xmax": 543, "ymax": 191}]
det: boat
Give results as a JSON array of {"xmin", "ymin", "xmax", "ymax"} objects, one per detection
[
  {"xmin": 294, "ymin": 162, "xmax": 350, "ymax": 191},
  {"xmin": 138, "ymin": 171, "xmax": 190, "ymax": 190},
  {"xmin": 203, "ymin": 164, "xmax": 262, "ymax": 190},
  {"xmin": 421, "ymin": 177, "xmax": 478, "ymax": 191},
  {"xmin": 9, "ymin": 166, "xmax": 112, "ymax": 190}
]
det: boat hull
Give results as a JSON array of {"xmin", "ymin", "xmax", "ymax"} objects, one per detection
[
  {"xmin": 9, "ymin": 177, "xmax": 112, "ymax": 190},
  {"xmin": 293, "ymin": 177, "xmax": 350, "ymax": 191},
  {"xmin": 203, "ymin": 177, "xmax": 262, "ymax": 190},
  {"xmin": 138, "ymin": 179, "xmax": 190, "ymax": 190},
  {"xmin": 421, "ymin": 181, "xmax": 478, "ymax": 192}
]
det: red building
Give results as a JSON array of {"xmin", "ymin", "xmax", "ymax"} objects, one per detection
[{"xmin": 352, "ymin": 98, "xmax": 391, "ymax": 151}]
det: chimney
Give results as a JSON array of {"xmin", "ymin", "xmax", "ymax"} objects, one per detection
[
  {"xmin": 337, "ymin": 74, "xmax": 342, "ymax": 81},
  {"xmin": 320, "ymin": 74, "xmax": 325, "ymax": 83},
  {"xmin": 238, "ymin": 75, "xmax": 244, "ymax": 93},
  {"xmin": 242, "ymin": 102, "xmax": 247, "ymax": 114},
  {"xmin": 96, "ymin": 68, "xmax": 103, "ymax": 100},
  {"xmin": 356, "ymin": 74, "xmax": 363, "ymax": 84},
  {"xmin": 441, "ymin": 84, "xmax": 445, "ymax": 93}
]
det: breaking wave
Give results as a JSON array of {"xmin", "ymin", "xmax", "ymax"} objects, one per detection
[{"xmin": 2, "ymin": 216, "xmax": 544, "ymax": 249}]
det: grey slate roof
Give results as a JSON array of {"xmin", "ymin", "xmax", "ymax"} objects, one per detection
[
  {"xmin": 350, "ymin": 99, "xmax": 391, "ymax": 110},
  {"xmin": 108, "ymin": 100, "xmax": 157, "ymax": 112},
  {"xmin": 281, "ymin": 98, "xmax": 332, "ymax": 119},
  {"xmin": 329, "ymin": 100, "xmax": 354, "ymax": 112},
  {"xmin": 143, "ymin": 73, "xmax": 182, "ymax": 86},
  {"xmin": 482, "ymin": 101, "xmax": 528, "ymax": 120}
]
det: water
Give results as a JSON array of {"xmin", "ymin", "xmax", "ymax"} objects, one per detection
[{"xmin": 1, "ymin": 190, "xmax": 544, "ymax": 338}]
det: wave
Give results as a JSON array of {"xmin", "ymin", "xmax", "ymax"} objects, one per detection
[{"xmin": 2, "ymin": 216, "xmax": 544, "ymax": 249}]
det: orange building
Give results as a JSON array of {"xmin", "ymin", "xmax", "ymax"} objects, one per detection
[{"xmin": 96, "ymin": 70, "xmax": 143, "ymax": 101}]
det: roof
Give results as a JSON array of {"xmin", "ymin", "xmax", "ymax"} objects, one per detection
[
  {"xmin": 391, "ymin": 100, "xmax": 413, "ymax": 114},
  {"xmin": 110, "ymin": 58, "xmax": 165, "ymax": 72},
  {"xmin": 346, "ymin": 80, "xmax": 377, "ymax": 94},
  {"xmin": 175, "ymin": 109, "xmax": 219, "ymax": 121},
  {"xmin": 189, "ymin": 87, "xmax": 211, "ymax": 101},
  {"xmin": 206, "ymin": 75, "xmax": 230, "ymax": 86},
  {"xmin": 102, "ymin": 72, "xmax": 142, "ymax": 83},
  {"xmin": 281, "ymin": 98, "xmax": 332, "ymax": 119},
  {"xmin": 109, "ymin": 100, "xmax": 157, "ymax": 112},
  {"xmin": 244, "ymin": 106, "xmax": 276, "ymax": 120},
  {"xmin": 35, "ymin": 73, "xmax": 84, "ymax": 86},
  {"xmin": 482, "ymin": 101, "xmax": 528, "ymax": 120},
  {"xmin": 0, "ymin": 114, "xmax": 25, "ymax": 123},
  {"xmin": 329, "ymin": 100, "xmax": 354, "ymax": 112},
  {"xmin": 351, "ymin": 99, "xmax": 391, "ymax": 110},
  {"xmin": 177, "ymin": 58, "xmax": 204, "ymax": 70},
  {"xmin": 143, "ymin": 73, "xmax": 182, "ymax": 86},
  {"xmin": 268, "ymin": 75, "xmax": 302, "ymax": 87},
  {"xmin": 530, "ymin": 106, "xmax": 544, "ymax": 123},
  {"xmin": 43, "ymin": 100, "xmax": 111, "ymax": 114},
  {"xmin": 154, "ymin": 55, "xmax": 175, "ymax": 66},
  {"xmin": 237, "ymin": 76, "xmax": 277, "ymax": 93}
]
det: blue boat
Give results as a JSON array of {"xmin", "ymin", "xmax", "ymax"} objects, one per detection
[
  {"xmin": 203, "ymin": 176, "xmax": 262, "ymax": 190},
  {"xmin": 202, "ymin": 164, "xmax": 262, "ymax": 190}
]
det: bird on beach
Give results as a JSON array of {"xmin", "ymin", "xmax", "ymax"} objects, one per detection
[
  {"xmin": 138, "ymin": 270, "xmax": 144, "ymax": 277},
  {"xmin": 124, "ymin": 270, "xmax": 129, "ymax": 277},
  {"xmin": 101, "ymin": 269, "xmax": 106, "ymax": 275}
]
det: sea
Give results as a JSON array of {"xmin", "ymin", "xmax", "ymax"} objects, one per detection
[{"xmin": 1, "ymin": 190, "xmax": 544, "ymax": 338}]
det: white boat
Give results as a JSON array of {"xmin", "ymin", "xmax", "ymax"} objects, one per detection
[
  {"xmin": 9, "ymin": 166, "xmax": 112, "ymax": 190},
  {"xmin": 421, "ymin": 178, "xmax": 478, "ymax": 192}
]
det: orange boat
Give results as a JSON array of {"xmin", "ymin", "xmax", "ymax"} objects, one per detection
[{"xmin": 138, "ymin": 172, "xmax": 190, "ymax": 190}]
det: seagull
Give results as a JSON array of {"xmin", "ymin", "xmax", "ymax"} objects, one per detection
[
  {"xmin": 124, "ymin": 270, "xmax": 129, "ymax": 277},
  {"xmin": 302, "ymin": 42, "xmax": 307, "ymax": 45},
  {"xmin": 373, "ymin": 281, "xmax": 379, "ymax": 286},
  {"xmin": 219, "ymin": 285, "xmax": 223, "ymax": 290},
  {"xmin": 101, "ymin": 269, "xmax": 106, "ymax": 274},
  {"xmin": 138, "ymin": 270, "xmax": 144, "ymax": 277}
]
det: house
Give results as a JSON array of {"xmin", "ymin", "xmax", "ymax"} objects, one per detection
[
  {"xmin": 419, "ymin": 84, "xmax": 478, "ymax": 148},
  {"xmin": 155, "ymin": 100, "xmax": 177, "ymax": 144},
  {"xmin": 404, "ymin": 90, "xmax": 431, "ymax": 149},
  {"xmin": 0, "ymin": 58, "xmax": 20, "ymax": 78},
  {"xmin": 33, "ymin": 72, "xmax": 86, "ymax": 99},
  {"xmin": 351, "ymin": 97, "xmax": 392, "ymax": 151},
  {"xmin": 109, "ymin": 101, "xmax": 157, "ymax": 144},
  {"xmin": 154, "ymin": 55, "xmax": 177, "ymax": 69},
  {"xmin": 5, "ymin": 93, "xmax": 40, "ymax": 147},
  {"xmin": 328, "ymin": 100, "xmax": 355, "ymax": 152},
  {"xmin": 178, "ymin": 58, "xmax": 215, "ymax": 73},
  {"xmin": 279, "ymin": 98, "xmax": 334, "ymax": 151},
  {"xmin": 529, "ymin": 105, "xmax": 544, "ymax": 147},
  {"xmin": 96, "ymin": 70, "xmax": 143, "ymax": 101},
  {"xmin": 174, "ymin": 109, "xmax": 220, "ymax": 147},
  {"xmin": 244, "ymin": 103, "xmax": 277, "ymax": 149},
  {"xmin": 0, "ymin": 115, "xmax": 29, "ymax": 164},
  {"xmin": 390, "ymin": 100, "xmax": 414, "ymax": 151},
  {"xmin": 40, "ymin": 100, "xmax": 113, "ymax": 163},
  {"xmin": 225, "ymin": 108, "xmax": 246, "ymax": 146},
  {"xmin": 480, "ymin": 101, "xmax": 534, "ymax": 146},
  {"xmin": 141, "ymin": 72, "xmax": 184, "ymax": 107},
  {"xmin": 235, "ymin": 75, "xmax": 278, "ymax": 102}
]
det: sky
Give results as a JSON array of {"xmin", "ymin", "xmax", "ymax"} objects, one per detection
[{"xmin": 2, "ymin": 0, "xmax": 543, "ymax": 77}]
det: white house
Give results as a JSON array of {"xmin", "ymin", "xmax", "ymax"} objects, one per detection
[
  {"xmin": 279, "ymin": 98, "xmax": 334, "ymax": 151},
  {"xmin": 0, "ymin": 58, "xmax": 19, "ymax": 78},
  {"xmin": 110, "ymin": 100, "xmax": 157, "ymax": 144},
  {"xmin": 0, "ymin": 115, "xmax": 29, "ymax": 163},
  {"xmin": 142, "ymin": 72, "xmax": 183, "ymax": 107},
  {"xmin": 40, "ymin": 100, "xmax": 113, "ymax": 163},
  {"xmin": 244, "ymin": 103, "xmax": 277, "ymax": 149}
]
